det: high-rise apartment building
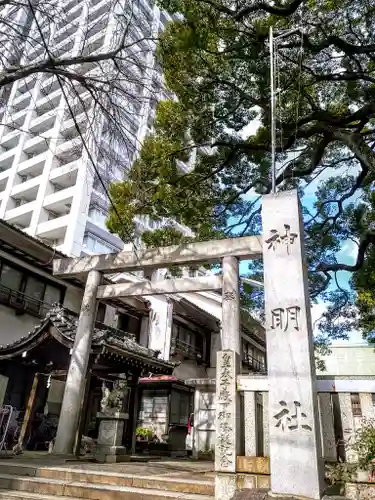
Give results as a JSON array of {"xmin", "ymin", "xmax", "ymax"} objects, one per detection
[{"xmin": 0, "ymin": 0, "xmax": 184, "ymax": 257}]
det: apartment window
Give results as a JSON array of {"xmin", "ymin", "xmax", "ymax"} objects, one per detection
[
  {"xmin": 83, "ymin": 233, "xmax": 119, "ymax": 254},
  {"xmin": 88, "ymin": 206, "xmax": 107, "ymax": 227},
  {"xmin": 138, "ymin": 389, "xmax": 169, "ymax": 425},
  {"xmin": 242, "ymin": 340, "xmax": 265, "ymax": 372},
  {"xmin": 0, "ymin": 264, "xmax": 23, "ymax": 291},
  {"xmin": 171, "ymin": 322, "xmax": 205, "ymax": 361},
  {"xmin": 0, "ymin": 258, "xmax": 64, "ymax": 316},
  {"xmin": 170, "ymin": 390, "xmax": 191, "ymax": 426},
  {"xmin": 351, "ymin": 393, "xmax": 362, "ymax": 417},
  {"xmin": 117, "ymin": 313, "xmax": 130, "ymax": 332},
  {"xmin": 96, "ymin": 303, "xmax": 106, "ymax": 323}
]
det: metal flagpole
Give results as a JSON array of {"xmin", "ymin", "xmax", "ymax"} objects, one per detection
[
  {"xmin": 270, "ymin": 27, "xmax": 301, "ymax": 194},
  {"xmin": 269, "ymin": 26, "xmax": 277, "ymax": 194}
]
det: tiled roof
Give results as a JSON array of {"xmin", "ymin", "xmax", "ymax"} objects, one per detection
[{"xmin": 0, "ymin": 304, "xmax": 174, "ymax": 371}]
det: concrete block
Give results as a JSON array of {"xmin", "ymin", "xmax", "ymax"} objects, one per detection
[
  {"xmin": 257, "ymin": 475, "xmax": 271, "ymax": 489},
  {"xmin": 237, "ymin": 474, "xmax": 257, "ymax": 489}
]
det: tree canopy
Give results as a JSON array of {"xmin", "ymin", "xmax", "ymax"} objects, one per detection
[{"xmin": 107, "ymin": 0, "xmax": 375, "ymax": 343}]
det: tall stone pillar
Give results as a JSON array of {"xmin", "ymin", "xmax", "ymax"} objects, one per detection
[
  {"xmin": 193, "ymin": 388, "xmax": 201, "ymax": 459},
  {"xmin": 339, "ymin": 392, "xmax": 356, "ymax": 462},
  {"xmin": 222, "ymin": 256, "xmax": 240, "ymax": 354},
  {"xmin": 319, "ymin": 393, "xmax": 336, "ymax": 461},
  {"xmin": 359, "ymin": 393, "xmax": 374, "ymax": 420},
  {"xmin": 54, "ymin": 270, "xmax": 102, "ymax": 454},
  {"xmin": 244, "ymin": 391, "xmax": 257, "ymax": 456},
  {"xmin": 215, "ymin": 256, "xmax": 241, "ymax": 500},
  {"xmin": 262, "ymin": 392, "xmax": 270, "ymax": 456},
  {"xmin": 262, "ymin": 191, "xmax": 324, "ymax": 500}
]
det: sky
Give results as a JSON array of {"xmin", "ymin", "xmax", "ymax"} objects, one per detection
[{"xmin": 236, "ymin": 110, "xmax": 365, "ymax": 344}]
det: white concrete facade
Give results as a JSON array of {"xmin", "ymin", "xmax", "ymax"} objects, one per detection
[
  {"xmin": 0, "ymin": 0, "xmax": 178, "ymax": 257},
  {"xmin": 317, "ymin": 345, "xmax": 375, "ymax": 376}
]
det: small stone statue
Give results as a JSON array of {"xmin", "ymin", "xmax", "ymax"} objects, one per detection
[{"xmin": 100, "ymin": 379, "xmax": 128, "ymax": 414}]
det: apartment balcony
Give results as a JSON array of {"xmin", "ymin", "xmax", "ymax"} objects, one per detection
[
  {"xmin": 138, "ymin": 0, "xmax": 154, "ymax": 19},
  {"xmin": 0, "ymin": 283, "xmax": 53, "ymax": 318},
  {"xmin": 60, "ymin": 112, "xmax": 87, "ymax": 141},
  {"xmin": 170, "ymin": 338, "xmax": 204, "ymax": 362},
  {"xmin": 36, "ymin": 214, "xmax": 70, "ymax": 239},
  {"xmin": 0, "ymin": 169, "xmax": 9, "ymax": 190},
  {"xmin": 4, "ymin": 200, "xmax": 36, "ymax": 226},
  {"xmin": 55, "ymin": 137, "xmax": 83, "ymax": 163},
  {"xmin": 24, "ymin": 135, "xmax": 50, "ymax": 157},
  {"xmin": 81, "ymin": 32, "xmax": 105, "ymax": 58},
  {"xmin": 49, "ymin": 160, "xmax": 79, "ymax": 187},
  {"xmin": 53, "ymin": 20, "xmax": 80, "ymax": 46},
  {"xmin": 63, "ymin": 0, "xmax": 81, "ymax": 16},
  {"xmin": 87, "ymin": 0, "xmax": 108, "ymax": 25},
  {"xmin": 35, "ymin": 89, "xmax": 62, "ymax": 116},
  {"xmin": 18, "ymin": 152, "xmax": 47, "ymax": 176},
  {"xmin": 12, "ymin": 92, "xmax": 31, "ymax": 112},
  {"xmin": 16, "ymin": 75, "xmax": 38, "ymax": 96},
  {"xmin": 0, "ymin": 129, "xmax": 21, "ymax": 151},
  {"xmin": 57, "ymin": 3, "xmax": 82, "ymax": 30},
  {"xmin": 64, "ymin": 92, "xmax": 92, "ymax": 118},
  {"xmin": 26, "ymin": 46, "xmax": 47, "ymax": 65},
  {"xmin": 40, "ymin": 76, "xmax": 60, "ymax": 97},
  {"xmin": 7, "ymin": 108, "xmax": 27, "ymax": 129},
  {"xmin": 40, "ymin": 76, "xmax": 60, "ymax": 96},
  {"xmin": 242, "ymin": 354, "xmax": 266, "ymax": 373},
  {"xmin": 29, "ymin": 111, "xmax": 57, "ymax": 136},
  {"xmin": 43, "ymin": 185, "xmax": 75, "ymax": 213},
  {"xmin": 11, "ymin": 175, "xmax": 41, "ymax": 200},
  {"xmin": 0, "ymin": 149, "xmax": 16, "ymax": 171},
  {"xmin": 86, "ymin": 18, "xmax": 107, "ymax": 39},
  {"xmin": 50, "ymin": 36, "xmax": 75, "ymax": 59}
]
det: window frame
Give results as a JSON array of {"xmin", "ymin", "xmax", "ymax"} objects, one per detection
[{"xmin": 0, "ymin": 256, "xmax": 65, "ymax": 314}]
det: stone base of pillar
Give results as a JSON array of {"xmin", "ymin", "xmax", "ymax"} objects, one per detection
[
  {"xmin": 95, "ymin": 444, "xmax": 130, "ymax": 463},
  {"xmin": 215, "ymin": 473, "xmax": 237, "ymax": 500},
  {"xmin": 94, "ymin": 411, "xmax": 130, "ymax": 463}
]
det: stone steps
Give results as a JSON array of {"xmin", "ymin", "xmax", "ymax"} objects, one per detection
[{"xmin": 0, "ymin": 462, "xmax": 214, "ymax": 500}]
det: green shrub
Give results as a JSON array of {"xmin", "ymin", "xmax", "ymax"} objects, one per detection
[
  {"xmin": 136, "ymin": 427, "xmax": 153, "ymax": 440},
  {"xmin": 351, "ymin": 418, "xmax": 375, "ymax": 470},
  {"xmin": 326, "ymin": 418, "xmax": 375, "ymax": 485}
]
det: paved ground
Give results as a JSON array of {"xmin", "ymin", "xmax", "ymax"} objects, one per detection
[{"xmin": 0, "ymin": 452, "xmax": 215, "ymax": 480}]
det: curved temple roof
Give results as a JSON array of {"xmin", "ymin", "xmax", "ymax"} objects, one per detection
[{"xmin": 0, "ymin": 304, "xmax": 175, "ymax": 374}]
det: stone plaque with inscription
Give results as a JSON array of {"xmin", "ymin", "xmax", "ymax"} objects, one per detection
[
  {"xmin": 215, "ymin": 350, "xmax": 240, "ymax": 474},
  {"xmin": 262, "ymin": 191, "xmax": 324, "ymax": 500}
]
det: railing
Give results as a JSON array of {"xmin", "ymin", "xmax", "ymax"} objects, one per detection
[
  {"xmin": 243, "ymin": 353, "xmax": 266, "ymax": 373},
  {"xmin": 0, "ymin": 283, "xmax": 52, "ymax": 318},
  {"xmin": 170, "ymin": 337, "xmax": 204, "ymax": 362}
]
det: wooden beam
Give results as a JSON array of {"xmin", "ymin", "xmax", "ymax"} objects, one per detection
[
  {"xmin": 53, "ymin": 236, "xmax": 262, "ymax": 277},
  {"xmin": 97, "ymin": 275, "xmax": 223, "ymax": 299},
  {"xmin": 17, "ymin": 372, "xmax": 39, "ymax": 450}
]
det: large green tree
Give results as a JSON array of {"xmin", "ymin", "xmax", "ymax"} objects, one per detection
[{"xmin": 107, "ymin": 0, "xmax": 375, "ymax": 342}]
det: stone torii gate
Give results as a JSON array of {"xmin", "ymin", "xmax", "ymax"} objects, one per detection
[{"xmin": 52, "ymin": 190, "xmax": 324, "ymax": 500}]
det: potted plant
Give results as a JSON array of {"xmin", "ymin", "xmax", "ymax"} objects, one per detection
[{"xmin": 136, "ymin": 427, "xmax": 153, "ymax": 442}]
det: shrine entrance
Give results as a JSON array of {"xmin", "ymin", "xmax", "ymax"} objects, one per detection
[{"xmin": 52, "ymin": 190, "xmax": 324, "ymax": 500}]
